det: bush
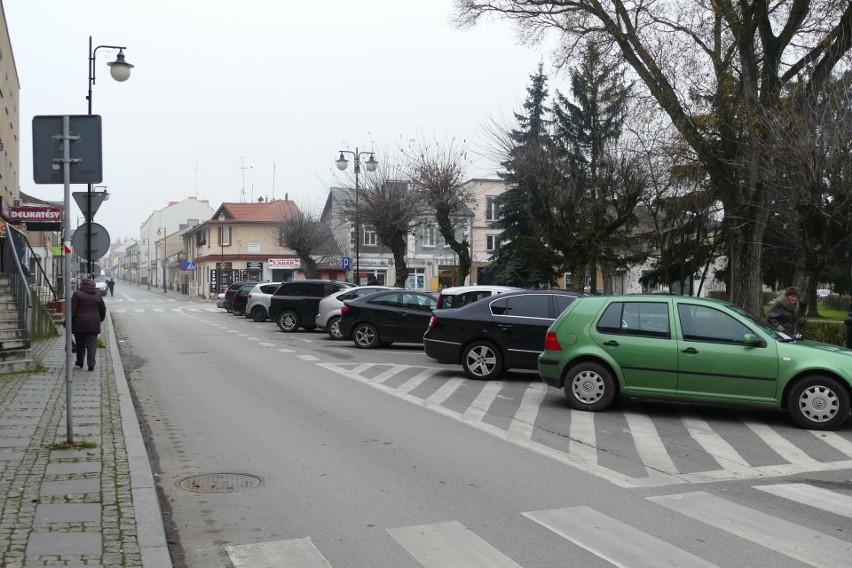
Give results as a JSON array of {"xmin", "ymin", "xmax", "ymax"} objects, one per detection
[
  {"xmin": 800, "ymin": 319, "xmax": 847, "ymax": 347},
  {"xmin": 762, "ymin": 291, "xmax": 776, "ymax": 305},
  {"xmin": 707, "ymin": 290, "xmax": 728, "ymax": 300},
  {"xmin": 823, "ymin": 294, "xmax": 851, "ymax": 312}
]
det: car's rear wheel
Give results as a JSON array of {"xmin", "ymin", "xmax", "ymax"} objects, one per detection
[
  {"xmin": 276, "ymin": 310, "xmax": 300, "ymax": 332},
  {"xmin": 787, "ymin": 375, "xmax": 850, "ymax": 430},
  {"xmin": 250, "ymin": 306, "xmax": 267, "ymax": 322},
  {"xmin": 232, "ymin": 304, "xmax": 245, "ymax": 316},
  {"xmin": 462, "ymin": 341, "xmax": 503, "ymax": 381},
  {"xmin": 564, "ymin": 362, "xmax": 616, "ymax": 411},
  {"xmin": 327, "ymin": 316, "xmax": 343, "ymax": 340},
  {"xmin": 353, "ymin": 323, "xmax": 379, "ymax": 348}
]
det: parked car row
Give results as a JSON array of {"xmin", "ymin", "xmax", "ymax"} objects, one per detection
[{"xmin": 215, "ymin": 281, "xmax": 852, "ymax": 430}]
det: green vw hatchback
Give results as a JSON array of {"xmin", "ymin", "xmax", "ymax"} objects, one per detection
[{"xmin": 538, "ymin": 296, "xmax": 852, "ymax": 430}]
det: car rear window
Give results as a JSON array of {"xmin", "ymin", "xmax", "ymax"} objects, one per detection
[
  {"xmin": 490, "ymin": 295, "xmax": 551, "ymax": 318},
  {"xmin": 597, "ymin": 301, "xmax": 671, "ymax": 338}
]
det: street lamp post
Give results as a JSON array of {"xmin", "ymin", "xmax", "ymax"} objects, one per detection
[
  {"xmin": 219, "ymin": 212, "xmax": 226, "ymax": 293},
  {"xmin": 146, "ymin": 239, "xmax": 151, "ymax": 290},
  {"xmin": 335, "ymin": 148, "xmax": 377, "ymax": 284},
  {"xmin": 158, "ymin": 227, "xmax": 167, "ymax": 293},
  {"xmin": 86, "ymin": 36, "xmax": 133, "ymax": 278}
]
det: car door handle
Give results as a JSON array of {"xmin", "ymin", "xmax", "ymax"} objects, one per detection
[
  {"xmin": 603, "ymin": 340, "xmax": 619, "ymax": 347},
  {"xmin": 681, "ymin": 347, "xmax": 698, "ymax": 354},
  {"xmin": 497, "ymin": 324, "xmax": 512, "ymax": 330}
]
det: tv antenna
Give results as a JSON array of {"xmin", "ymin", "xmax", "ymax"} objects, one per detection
[{"xmin": 237, "ymin": 157, "xmax": 253, "ymax": 202}]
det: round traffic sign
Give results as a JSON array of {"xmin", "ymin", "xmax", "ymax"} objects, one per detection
[{"xmin": 71, "ymin": 222, "xmax": 111, "ymax": 261}]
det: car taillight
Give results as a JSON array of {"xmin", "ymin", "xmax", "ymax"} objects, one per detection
[
  {"xmin": 341, "ymin": 306, "xmax": 350, "ymax": 316},
  {"xmin": 544, "ymin": 332, "xmax": 562, "ymax": 352},
  {"xmin": 428, "ymin": 316, "xmax": 437, "ymax": 328},
  {"xmin": 247, "ymin": 294, "xmax": 253, "ymax": 299},
  {"xmin": 436, "ymin": 295, "xmax": 444, "ymax": 309}
]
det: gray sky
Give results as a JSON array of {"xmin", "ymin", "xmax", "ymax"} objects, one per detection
[{"xmin": 6, "ymin": 0, "xmax": 554, "ymax": 243}]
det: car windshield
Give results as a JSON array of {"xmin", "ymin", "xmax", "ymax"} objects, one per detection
[
  {"xmin": 725, "ymin": 303, "xmax": 787, "ymax": 341},
  {"xmin": 94, "ymin": 275, "xmax": 107, "ymax": 283}
]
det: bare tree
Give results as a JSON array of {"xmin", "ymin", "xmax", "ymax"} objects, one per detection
[
  {"xmin": 456, "ymin": 0, "xmax": 852, "ymax": 315},
  {"xmin": 275, "ymin": 208, "xmax": 336, "ymax": 279},
  {"xmin": 352, "ymin": 159, "xmax": 428, "ymax": 288},
  {"xmin": 760, "ymin": 73, "xmax": 852, "ymax": 315},
  {"xmin": 404, "ymin": 138, "xmax": 475, "ymax": 286}
]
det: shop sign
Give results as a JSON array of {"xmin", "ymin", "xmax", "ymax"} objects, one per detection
[
  {"xmin": 10, "ymin": 207, "xmax": 62, "ymax": 223},
  {"xmin": 247, "ymin": 261, "xmax": 263, "ymax": 270},
  {"xmin": 268, "ymin": 258, "xmax": 301, "ymax": 269}
]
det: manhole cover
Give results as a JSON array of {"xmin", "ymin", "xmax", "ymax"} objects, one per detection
[{"xmin": 176, "ymin": 473, "xmax": 263, "ymax": 493}]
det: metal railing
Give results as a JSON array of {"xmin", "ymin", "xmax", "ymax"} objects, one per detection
[{"xmin": 3, "ymin": 223, "xmax": 60, "ymax": 338}]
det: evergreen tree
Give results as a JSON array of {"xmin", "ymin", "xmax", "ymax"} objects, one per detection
[
  {"xmin": 542, "ymin": 40, "xmax": 641, "ymax": 293},
  {"xmin": 490, "ymin": 64, "xmax": 561, "ymax": 287}
]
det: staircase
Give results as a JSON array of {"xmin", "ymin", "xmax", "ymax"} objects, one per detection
[{"xmin": 0, "ymin": 277, "xmax": 36, "ymax": 374}]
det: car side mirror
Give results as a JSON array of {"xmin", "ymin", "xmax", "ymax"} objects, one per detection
[{"xmin": 743, "ymin": 333, "xmax": 761, "ymax": 346}]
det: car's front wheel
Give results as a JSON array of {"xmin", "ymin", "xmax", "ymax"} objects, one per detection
[
  {"xmin": 327, "ymin": 316, "xmax": 343, "ymax": 340},
  {"xmin": 276, "ymin": 310, "xmax": 300, "ymax": 332},
  {"xmin": 462, "ymin": 341, "xmax": 503, "ymax": 381},
  {"xmin": 787, "ymin": 375, "xmax": 850, "ymax": 430},
  {"xmin": 564, "ymin": 362, "xmax": 617, "ymax": 411},
  {"xmin": 353, "ymin": 323, "xmax": 379, "ymax": 348},
  {"xmin": 250, "ymin": 306, "xmax": 267, "ymax": 322}
]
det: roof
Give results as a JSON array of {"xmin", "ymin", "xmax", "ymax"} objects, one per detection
[{"xmin": 214, "ymin": 199, "xmax": 300, "ymax": 223}]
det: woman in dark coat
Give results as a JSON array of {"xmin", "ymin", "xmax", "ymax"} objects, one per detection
[
  {"xmin": 72, "ymin": 278, "xmax": 106, "ymax": 371},
  {"xmin": 767, "ymin": 286, "xmax": 799, "ymax": 337}
]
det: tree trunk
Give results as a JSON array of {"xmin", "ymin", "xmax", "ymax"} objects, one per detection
[
  {"xmin": 725, "ymin": 217, "xmax": 766, "ymax": 316},
  {"xmin": 792, "ymin": 250, "xmax": 820, "ymax": 317},
  {"xmin": 392, "ymin": 244, "xmax": 408, "ymax": 288}
]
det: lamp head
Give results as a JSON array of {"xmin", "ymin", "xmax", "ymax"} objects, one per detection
[
  {"xmin": 335, "ymin": 153, "xmax": 349, "ymax": 171},
  {"xmin": 218, "ymin": 212, "xmax": 225, "ymax": 221},
  {"xmin": 365, "ymin": 153, "xmax": 378, "ymax": 172},
  {"xmin": 107, "ymin": 50, "xmax": 133, "ymax": 82}
]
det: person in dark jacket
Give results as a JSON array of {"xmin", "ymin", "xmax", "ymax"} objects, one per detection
[
  {"xmin": 767, "ymin": 286, "xmax": 799, "ymax": 337},
  {"xmin": 107, "ymin": 277, "xmax": 115, "ymax": 296},
  {"xmin": 72, "ymin": 278, "xmax": 107, "ymax": 371}
]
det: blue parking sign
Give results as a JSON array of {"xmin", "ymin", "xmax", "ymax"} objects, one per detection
[{"xmin": 342, "ymin": 256, "xmax": 351, "ymax": 271}]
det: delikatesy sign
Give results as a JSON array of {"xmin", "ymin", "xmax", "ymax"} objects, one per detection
[{"xmin": 10, "ymin": 207, "xmax": 62, "ymax": 222}]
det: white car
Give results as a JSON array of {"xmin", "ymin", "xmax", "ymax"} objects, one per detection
[
  {"xmin": 316, "ymin": 286, "xmax": 398, "ymax": 339},
  {"xmin": 243, "ymin": 282, "xmax": 283, "ymax": 322},
  {"xmin": 216, "ymin": 292, "xmax": 226, "ymax": 309},
  {"xmin": 93, "ymin": 275, "xmax": 108, "ymax": 296},
  {"xmin": 435, "ymin": 285, "xmax": 521, "ymax": 309}
]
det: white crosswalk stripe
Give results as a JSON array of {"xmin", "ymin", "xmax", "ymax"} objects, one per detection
[
  {"xmin": 524, "ymin": 506, "xmax": 720, "ymax": 568},
  {"xmin": 648, "ymin": 490, "xmax": 852, "ymax": 568},
  {"xmin": 755, "ymin": 482, "xmax": 852, "ymax": 518},
  {"xmin": 226, "ymin": 537, "xmax": 330, "ymax": 567},
  {"xmin": 387, "ymin": 521, "xmax": 523, "ymax": 568}
]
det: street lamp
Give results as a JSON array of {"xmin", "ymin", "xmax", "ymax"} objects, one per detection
[
  {"xmin": 158, "ymin": 227, "xmax": 167, "ymax": 293},
  {"xmin": 335, "ymin": 148, "xmax": 377, "ymax": 284},
  {"xmin": 86, "ymin": 36, "xmax": 133, "ymax": 278},
  {"xmin": 144, "ymin": 238, "xmax": 151, "ymax": 290},
  {"xmin": 218, "ymin": 212, "xmax": 226, "ymax": 293}
]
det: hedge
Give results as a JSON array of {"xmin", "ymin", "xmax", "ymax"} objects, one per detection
[{"xmin": 799, "ymin": 319, "xmax": 849, "ymax": 347}]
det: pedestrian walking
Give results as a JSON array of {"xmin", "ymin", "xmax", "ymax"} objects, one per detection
[
  {"xmin": 107, "ymin": 277, "xmax": 115, "ymax": 296},
  {"xmin": 72, "ymin": 277, "xmax": 106, "ymax": 371},
  {"xmin": 767, "ymin": 286, "xmax": 799, "ymax": 337}
]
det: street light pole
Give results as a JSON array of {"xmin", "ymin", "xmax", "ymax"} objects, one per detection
[
  {"xmin": 146, "ymin": 239, "xmax": 151, "ymax": 290},
  {"xmin": 86, "ymin": 36, "xmax": 133, "ymax": 278},
  {"xmin": 158, "ymin": 227, "xmax": 167, "ymax": 293},
  {"xmin": 335, "ymin": 148, "xmax": 377, "ymax": 285},
  {"xmin": 219, "ymin": 212, "xmax": 226, "ymax": 293}
]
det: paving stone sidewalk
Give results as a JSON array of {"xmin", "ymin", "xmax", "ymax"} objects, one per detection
[{"xmin": 0, "ymin": 313, "xmax": 171, "ymax": 567}]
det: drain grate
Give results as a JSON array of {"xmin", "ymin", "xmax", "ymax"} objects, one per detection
[{"xmin": 176, "ymin": 473, "xmax": 263, "ymax": 493}]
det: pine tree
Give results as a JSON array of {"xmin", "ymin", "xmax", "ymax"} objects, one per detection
[{"xmin": 490, "ymin": 64, "xmax": 561, "ymax": 287}]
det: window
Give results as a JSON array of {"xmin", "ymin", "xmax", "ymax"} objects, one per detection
[
  {"xmin": 363, "ymin": 227, "xmax": 377, "ymax": 246},
  {"xmin": 423, "ymin": 223, "xmax": 437, "ymax": 247},
  {"xmin": 554, "ymin": 295, "xmax": 577, "ymax": 315},
  {"xmin": 369, "ymin": 292, "xmax": 401, "ymax": 307},
  {"xmin": 220, "ymin": 226, "xmax": 230, "ymax": 246},
  {"xmin": 486, "ymin": 235, "xmax": 500, "ymax": 251},
  {"xmin": 505, "ymin": 295, "xmax": 551, "ymax": 318},
  {"xmin": 597, "ymin": 302, "xmax": 671, "ymax": 338},
  {"xmin": 486, "ymin": 196, "xmax": 500, "ymax": 221},
  {"xmin": 678, "ymin": 304, "xmax": 753, "ymax": 344}
]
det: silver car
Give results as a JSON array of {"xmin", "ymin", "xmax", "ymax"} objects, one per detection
[
  {"xmin": 244, "ymin": 282, "xmax": 283, "ymax": 322},
  {"xmin": 316, "ymin": 286, "xmax": 398, "ymax": 339}
]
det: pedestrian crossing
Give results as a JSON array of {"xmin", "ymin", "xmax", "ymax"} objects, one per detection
[
  {"xmin": 318, "ymin": 362, "xmax": 852, "ymax": 488},
  {"xmin": 225, "ymin": 482, "xmax": 852, "ymax": 567}
]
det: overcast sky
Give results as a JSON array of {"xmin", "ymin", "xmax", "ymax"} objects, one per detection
[{"xmin": 6, "ymin": 0, "xmax": 560, "ymax": 243}]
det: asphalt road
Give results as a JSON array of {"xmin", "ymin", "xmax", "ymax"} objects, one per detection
[{"xmin": 110, "ymin": 285, "xmax": 852, "ymax": 568}]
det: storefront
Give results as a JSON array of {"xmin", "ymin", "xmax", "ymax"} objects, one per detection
[
  {"xmin": 354, "ymin": 258, "xmax": 389, "ymax": 286},
  {"xmin": 269, "ymin": 257, "xmax": 300, "ymax": 282}
]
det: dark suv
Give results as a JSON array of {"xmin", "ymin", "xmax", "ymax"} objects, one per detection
[
  {"xmin": 222, "ymin": 281, "xmax": 247, "ymax": 312},
  {"xmin": 229, "ymin": 283, "xmax": 256, "ymax": 317},
  {"xmin": 268, "ymin": 280, "xmax": 356, "ymax": 332}
]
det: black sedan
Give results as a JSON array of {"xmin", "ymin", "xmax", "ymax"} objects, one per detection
[
  {"xmin": 339, "ymin": 290, "xmax": 438, "ymax": 349},
  {"xmin": 423, "ymin": 289, "xmax": 582, "ymax": 380}
]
